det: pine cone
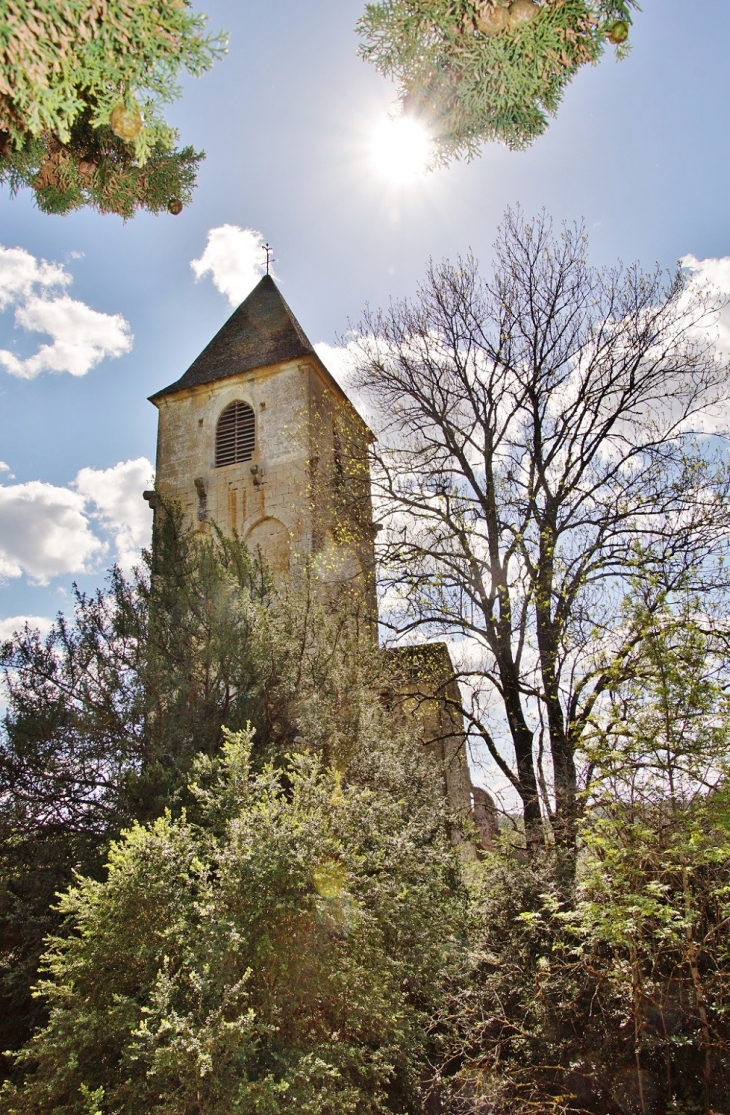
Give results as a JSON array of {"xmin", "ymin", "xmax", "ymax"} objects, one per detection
[
  {"xmin": 606, "ymin": 19, "xmax": 629, "ymax": 44},
  {"xmin": 110, "ymin": 103, "xmax": 143, "ymax": 143},
  {"xmin": 508, "ymin": 0, "xmax": 541, "ymax": 29},
  {"xmin": 474, "ymin": 3, "xmax": 509, "ymax": 36}
]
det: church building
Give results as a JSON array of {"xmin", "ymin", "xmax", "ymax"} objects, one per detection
[
  {"xmin": 148, "ymin": 274, "xmax": 377, "ymax": 616},
  {"xmin": 145, "ymin": 273, "xmax": 494, "ymax": 850}
]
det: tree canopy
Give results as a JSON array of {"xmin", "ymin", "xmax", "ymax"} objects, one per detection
[
  {"xmin": 354, "ymin": 208, "xmax": 730, "ymax": 865},
  {"xmin": 442, "ymin": 602, "xmax": 730, "ymax": 1113},
  {"xmin": 0, "ymin": 511, "xmax": 467, "ymax": 1111},
  {"xmin": 0, "ymin": 0, "xmax": 226, "ymax": 217},
  {"xmin": 358, "ymin": 0, "xmax": 639, "ymax": 158},
  {"xmin": 0, "ymin": 512, "xmax": 406, "ymax": 1075},
  {"xmin": 2, "ymin": 728, "xmax": 464, "ymax": 1114},
  {"xmin": 0, "ymin": 1, "xmax": 644, "ymax": 216}
]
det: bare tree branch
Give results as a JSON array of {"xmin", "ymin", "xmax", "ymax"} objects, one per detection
[{"xmin": 355, "ymin": 209, "xmax": 730, "ymax": 861}]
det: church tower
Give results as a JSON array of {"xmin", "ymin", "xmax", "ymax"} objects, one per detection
[
  {"xmin": 147, "ymin": 275, "xmax": 376, "ymax": 611},
  {"xmin": 146, "ymin": 272, "xmax": 483, "ymax": 849}
]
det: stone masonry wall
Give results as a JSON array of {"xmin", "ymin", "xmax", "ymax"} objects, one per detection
[{"xmin": 153, "ymin": 356, "xmax": 375, "ymax": 601}]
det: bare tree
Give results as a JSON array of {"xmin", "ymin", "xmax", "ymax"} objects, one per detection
[{"xmin": 354, "ymin": 210, "xmax": 730, "ymax": 864}]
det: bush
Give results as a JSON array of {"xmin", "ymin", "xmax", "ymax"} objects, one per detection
[{"xmin": 2, "ymin": 729, "xmax": 465, "ymax": 1114}]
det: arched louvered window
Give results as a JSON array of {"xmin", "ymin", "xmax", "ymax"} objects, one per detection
[{"xmin": 215, "ymin": 401, "xmax": 255, "ymax": 467}]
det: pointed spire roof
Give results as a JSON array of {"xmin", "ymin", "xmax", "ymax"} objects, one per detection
[{"xmin": 150, "ymin": 274, "xmax": 318, "ymax": 401}]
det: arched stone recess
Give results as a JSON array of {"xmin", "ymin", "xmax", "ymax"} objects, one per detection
[{"xmin": 246, "ymin": 516, "xmax": 291, "ymax": 573}]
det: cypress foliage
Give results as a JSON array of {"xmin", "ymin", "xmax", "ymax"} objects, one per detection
[
  {"xmin": 0, "ymin": 0, "xmax": 226, "ymax": 216},
  {"xmin": 358, "ymin": 0, "xmax": 638, "ymax": 156}
]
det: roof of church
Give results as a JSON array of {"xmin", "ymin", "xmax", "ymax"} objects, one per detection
[{"xmin": 150, "ymin": 274, "xmax": 320, "ymax": 401}]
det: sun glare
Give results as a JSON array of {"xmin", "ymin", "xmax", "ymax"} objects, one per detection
[{"xmin": 370, "ymin": 115, "xmax": 433, "ymax": 184}]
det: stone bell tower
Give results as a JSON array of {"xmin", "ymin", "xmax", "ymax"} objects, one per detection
[
  {"xmin": 147, "ymin": 274, "xmax": 377, "ymax": 611},
  {"xmin": 146, "ymin": 272, "xmax": 483, "ymax": 848}
]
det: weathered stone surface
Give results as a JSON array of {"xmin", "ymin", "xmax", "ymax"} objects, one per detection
[
  {"xmin": 383, "ymin": 643, "xmax": 476, "ymax": 850},
  {"xmin": 150, "ymin": 353, "xmax": 376, "ymax": 613},
  {"xmin": 472, "ymin": 786, "xmax": 498, "ymax": 850}
]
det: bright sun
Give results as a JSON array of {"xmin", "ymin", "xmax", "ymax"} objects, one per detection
[{"xmin": 370, "ymin": 115, "xmax": 433, "ymax": 184}]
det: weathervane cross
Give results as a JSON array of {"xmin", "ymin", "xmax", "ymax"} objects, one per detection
[{"xmin": 263, "ymin": 242, "xmax": 275, "ymax": 275}]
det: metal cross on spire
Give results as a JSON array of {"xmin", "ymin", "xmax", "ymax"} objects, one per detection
[{"xmin": 263, "ymin": 242, "xmax": 275, "ymax": 275}]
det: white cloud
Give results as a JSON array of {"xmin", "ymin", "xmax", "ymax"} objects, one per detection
[
  {"xmin": 0, "ymin": 244, "xmax": 132, "ymax": 379},
  {"xmin": 681, "ymin": 252, "xmax": 730, "ymax": 355},
  {"xmin": 314, "ymin": 339, "xmax": 379, "ymax": 431},
  {"xmin": 314, "ymin": 340, "xmax": 358, "ymax": 392},
  {"xmin": 0, "ymin": 245, "xmax": 69, "ymax": 310},
  {"xmin": 0, "ymin": 480, "xmax": 105, "ymax": 584},
  {"xmin": 191, "ymin": 225, "xmax": 272, "ymax": 307},
  {"xmin": 0, "ymin": 456, "xmax": 154, "ymax": 584},
  {"xmin": 681, "ymin": 253, "xmax": 730, "ymax": 295},
  {"xmin": 74, "ymin": 457, "xmax": 154, "ymax": 572},
  {"xmin": 0, "ymin": 295, "xmax": 132, "ymax": 379},
  {"xmin": 0, "ymin": 615, "xmax": 54, "ymax": 641}
]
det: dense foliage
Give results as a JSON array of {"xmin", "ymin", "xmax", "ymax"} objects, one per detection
[
  {"xmin": 0, "ymin": 511, "xmax": 415, "ymax": 1077},
  {"xmin": 0, "ymin": 0, "xmax": 226, "ymax": 216},
  {"xmin": 2, "ymin": 727, "xmax": 464, "ymax": 1113},
  {"xmin": 442, "ymin": 801, "xmax": 730, "ymax": 1114},
  {"xmin": 441, "ymin": 601, "xmax": 730, "ymax": 1112},
  {"xmin": 5, "ymin": 565, "xmax": 730, "ymax": 1111},
  {"xmin": 0, "ymin": 0, "xmax": 644, "ymax": 214},
  {"xmin": 358, "ymin": 0, "xmax": 638, "ymax": 157}
]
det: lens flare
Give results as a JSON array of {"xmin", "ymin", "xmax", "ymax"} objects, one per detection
[
  {"xmin": 370, "ymin": 115, "xmax": 433, "ymax": 184},
  {"xmin": 313, "ymin": 858, "xmax": 347, "ymax": 899}
]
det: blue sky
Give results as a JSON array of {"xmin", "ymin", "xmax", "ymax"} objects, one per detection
[{"xmin": 1, "ymin": 0, "xmax": 729, "ymax": 636}]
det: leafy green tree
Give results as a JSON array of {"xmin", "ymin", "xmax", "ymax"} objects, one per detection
[
  {"xmin": 0, "ymin": 509, "xmax": 399, "ymax": 1079},
  {"xmin": 0, "ymin": 0, "xmax": 226, "ymax": 216},
  {"xmin": 358, "ymin": 0, "xmax": 637, "ymax": 158},
  {"xmin": 439, "ymin": 599, "xmax": 730, "ymax": 1114},
  {"xmin": 2, "ymin": 723, "xmax": 464, "ymax": 1114},
  {"xmin": 0, "ymin": 514, "xmax": 263, "ymax": 1072},
  {"xmin": 582, "ymin": 587, "xmax": 730, "ymax": 815},
  {"xmin": 0, "ymin": 512, "xmax": 268, "ymax": 844}
]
